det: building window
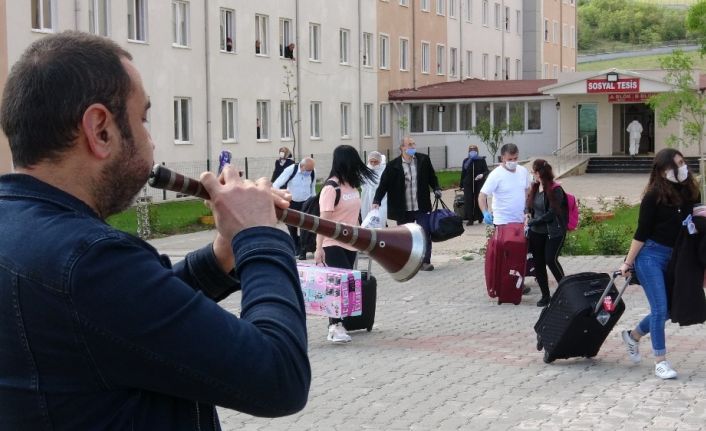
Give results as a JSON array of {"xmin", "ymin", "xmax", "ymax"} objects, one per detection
[
  {"xmin": 339, "ymin": 29, "xmax": 350, "ymax": 64},
  {"xmin": 504, "ymin": 6, "xmax": 510, "ymax": 32},
  {"xmin": 421, "ymin": 0, "xmax": 430, "ymax": 11},
  {"xmin": 543, "ymin": 18, "xmax": 549, "ymax": 42},
  {"xmin": 494, "ymin": 55, "xmax": 500, "ymax": 79},
  {"xmin": 173, "ymin": 98, "xmax": 191, "ymax": 143},
  {"xmin": 379, "ymin": 34, "xmax": 390, "ymax": 69},
  {"xmin": 400, "ymin": 0, "xmax": 409, "ymax": 6},
  {"xmin": 340, "ymin": 103, "xmax": 351, "ymax": 138},
  {"xmin": 528, "ymin": 101, "xmax": 541, "ymax": 130},
  {"xmin": 449, "ymin": 47, "xmax": 457, "ymax": 77},
  {"xmin": 482, "ymin": 53, "xmax": 488, "ymax": 79},
  {"xmin": 563, "ymin": 23, "xmax": 568, "ymax": 47},
  {"xmin": 221, "ymin": 99, "xmax": 238, "ymax": 142},
  {"xmin": 475, "ymin": 102, "xmax": 490, "ymax": 126},
  {"xmin": 257, "ymin": 100, "xmax": 270, "ymax": 140},
  {"xmin": 449, "ymin": 0, "xmax": 456, "ymax": 18},
  {"xmin": 543, "ymin": 63, "xmax": 548, "ymax": 78},
  {"xmin": 437, "ymin": 0, "xmax": 445, "ymax": 15},
  {"xmin": 465, "ymin": 50, "xmax": 472, "ymax": 78},
  {"xmin": 442, "ymin": 104, "xmax": 457, "ymax": 132},
  {"xmin": 379, "ymin": 103, "xmax": 390, "ymax": 136},
  {"xmin": 280, "ymin": 18, "xmax": 293, "ymax": 58},
  {"xmin": 410, "ymin": 104, "xmax": 423, "ymax": 133},
  {"xmin": 436, "ymin": 44, "xmax": 445, "ymax": 75},
  {"xmin": 493, "ymin": 102, "xmax": 507, "ymax": 126},
  {"xmin": 31, "ymin": 0, "xmax": 54, "ymax": 31},
  {"xmin": 310, "ymin": 102, "xmax": 322, "ymax": 138},
  {"xmin": 220, "ymin": 8, "xmax": 235, "ymax": 52},
  {"xmin": 280, "ymin": 101, "xmax": 293, "ymax": 140},
  {"xmin": 172, "ymin": 1, "xmax": 189, "ymax": 47},
  {"xmin": 363, "ymin": 32, "xmax": 373, "ymax": 66},
  {"xmin": 509, "ymin": 101, "xmax": 524, "ymax": 130},
  {"xmin": 255, "ymin": 14, "xmax": 269, "ymax": 55},
  {"xmin": 482, "ymin": 1, "xmax": 488, "ymax": 26},
  {"xmin": 309, "ymin": 23, "xmax": 321, "ymax": 60},
  {"xmin": 364, "ymin": 104, "xmax": 374, "ymax": 138},
  {"xmin": 421, "ymin": 41, "xmax": 430, "ymax": 74},
  {"xmin": 128, "ymin": 0, "xmax": 148, "ymax": 41},
  {"xmin": 553, "ymin": 21, "xmax": 559, "ymax": 44},
  {"xmin": 426, "ymin": 105, "xmax": 440, "ymax": 132},
  {"xmin": 400, "ymin": 38, "xmax": 409, "ymax": 71},
  {"xmin": 459, "ymin": 103, "xmax": 472, "ymax": 131},
  {"xmin": 504, "ymin": 57, "xmax": 510, "ymax": 80},
  {"xmin": 89, "ymin": 0, "xmax": 110, "ymax": 36},
  {"xmin": 515, "ymin": 59, "xmax": 521, "ymax": 80},
  {"xmin": 516, "ymin": 10, "xmax": 521, "ymax": 34},
  {"xmin": 494, "ymin": 3, "xmax": 501, "ymax": 29},
  {"xmin": 464, "ymin": 0, "xmax": 472, "ymax": 22},
  {"xmin": 553, "ymin": 64, "xmax": 559, "ymax": 78}
]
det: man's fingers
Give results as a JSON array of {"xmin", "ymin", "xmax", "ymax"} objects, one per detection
[
  {"xmin": 222, "ymin": 165, "xmax": 243, "ymax": 183},
  {"xmin": 200, "ymin": 171, "xmax": 218, "ymax": 195}
]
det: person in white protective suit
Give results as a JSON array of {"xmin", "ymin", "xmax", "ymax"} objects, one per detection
[
  {"xmin": 360, "ymin": 151, "xmax": 388, "ymax": 228},
  {"xmin": 627, "ymin": 119, "xmax": 643, "ymax": 157}
]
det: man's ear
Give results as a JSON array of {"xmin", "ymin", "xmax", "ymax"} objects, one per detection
[{"xmin": 82, "ymin": 104, "xmax": 114, "ymax": 160}]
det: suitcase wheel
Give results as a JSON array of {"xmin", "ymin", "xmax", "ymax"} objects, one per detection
[
  {"xmin": 366, "ymin": 326, "xmax": 373, "ymax": 332},
  {"xmin": 543, "ymin": 351, "xmax": 554, "ymax": 364}
]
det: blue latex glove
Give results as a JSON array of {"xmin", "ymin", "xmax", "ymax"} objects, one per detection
[{"xmin": 482, "ymin": 210, "xmax": 494, "ymax": 225}]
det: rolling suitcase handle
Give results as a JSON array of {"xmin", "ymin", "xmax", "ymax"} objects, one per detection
[{"xmin": 592, "ymin": 270, "xmax": 632, "ymax": 316}]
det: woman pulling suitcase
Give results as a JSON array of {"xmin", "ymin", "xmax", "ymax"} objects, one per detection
[{"xmin": 620, "ymin": 148, "xmax": 700, "ymax": 379}]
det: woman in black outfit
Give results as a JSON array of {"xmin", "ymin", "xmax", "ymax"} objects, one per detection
[
  {"xmin": 526, "ymin": 159, "xmax": 568, "ymax": 307},
  {"xmin": 270, "ymin": 146, "xmax": 294, "ymax": 183},
  {"xmin": 619, "ymin": 148, "xmax": 700, "ymax": 380},
  {"xmin": 459, "ymin": 144, "xmax": 489, "ymax": 225}
]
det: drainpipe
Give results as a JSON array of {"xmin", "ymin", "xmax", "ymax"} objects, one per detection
[
  {"xmin": 501, "ymin": 0, "xmax": 505, "ymax": 80},
  {"xmin": 412, "ymin": 0, "xmax": 417, "ymax": 90},
  {"xmin": 74, "ymin": 0, "xmax": 80, "ymax": 30},
  {"xmin": 203, "ymin": 0, "xmax": 212, "ymax": 171},
  {"xmin": 357, "ymin": 0, "xmax": 363, "ymax": 152},
  {"xmin": 295, "ymin": 0, "xmax": 302, "ymax": 160},
  {"xmin": 459, "ymin": 0, "xmax": 464, "ymax": 81}
]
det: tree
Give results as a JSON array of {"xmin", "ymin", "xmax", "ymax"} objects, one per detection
[
  {"xmin": 647, "ymin": 49, "xmax": 706, "ymax": 202},
  {"xmin": 687, "ymin": 0, "xmax": 706, "ymax": 56},
  {"xmin": 471, "ymin": 115, "xmax": 524, "ymax": 164},
  {"xmin": 282, "ymin": 64, "xmax": 299, "ymax": 158}
]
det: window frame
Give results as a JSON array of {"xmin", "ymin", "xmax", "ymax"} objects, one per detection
[
  {"xmin": 436, "ymin": 0, "xmax": 446, "ymax": 16},
  {"xmin": 464, "ymin": 0, "xmax": 472, "ymax": 22},
  {"xmin": 379, "ymin": 103, "xmax": 390, "ymax": 136},
  {"xmin": 257, "ymin": 100, "xmax": 270, "ymax": 141},
  {"xmin": 280, "ymin": 18, "xmax": 293, "ymax": 58},
  {"xmin": 31, "ymin": 0, "xmax": 55, "ymax": 32},
  {"xmin": 280, "ymin": 100, "xmax": 294, "ymax": 140},
  {"xmin": 364, "ymin": 103, "xmax": 374, "ymax": 138},
  {"xmin": 363, "ymin": 32, "xmax": 373, "ymax": 67},
  {"xmin": 482, "ymin": 0, "xmax": 488, "ymax": 26},
  {"xmin": 255, "ymin": 14, "xmax": 269, "ymax": 56},
  {"xmin": 449, "ymin": 47, "xmax": 457, "ymax": 77},
  {"xmin": 221, "ymin": 98, "xmax": 238, "ymax": 143},
  {"xmin": 399, "ymin": 37, "xmax": 409, "ymax": 71},
  {"xmin": 379, "ymin": 33, "xmax": 390, "ymax": 70},
  {"xmin": 173, "ymin": 97, "xmax": 191, "ymax": 144},
  {"xmin": 309, "ymin": 23, "xmax": 321, "ymax": 61},
  {"xmin": 465, "ymin": 50, "xmax": 472, "ymax": 78},
  {"xmin": 421, "ymin": 0, "xmax": 430, "ymax": 12},
  {"xmin": 219, "ymin": 8, "xmax": 235, "ymax": 53},
  {"xmin": 340, "ymin": 103, "xmax": 351, "ymax": 139},
  {"xmin": 172, "ymin": 0, "xmax": 190, "ymax": 48},
  {"xmin": 449, "ymin": 0, "xmax": 456, "ymax": 18},
  {"xmin": 127, "ymin": 0, "xmax": 148, "ymax": 42},
  {"xmin": 339, "ymin": 28, "xmax": 351, "ymax": 65},
  {"xmin": 421, "ymin": 41, "xmax": 431, "ymax": 74},
  {"xmin": 88, "ymin": 0, "xmax": 110, "ymax": 36},
  {"xmin": 310, "ymin": 101, "xmax": 322, "ymax": 139},
  {"xmin": 436, "ymin": 43, "xmax": 445, "ymax": 75}
]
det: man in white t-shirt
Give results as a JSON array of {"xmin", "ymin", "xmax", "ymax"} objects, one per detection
[
  {"xmin": 478, "ymin": 143, "xmax": 530, "ymax": 225},
  {"xmin": 478, "ymin": 143, "xmax": 531, "ymax": 293}
]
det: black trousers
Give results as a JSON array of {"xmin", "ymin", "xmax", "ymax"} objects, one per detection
[
  {"xmin": 462, "ymin": 184, "xmax": 483, "ymax": 223},
  {"xmin": 286, "ymin": 200, "xmax": 305, "ymax": 253},
  {"xmin": 396, "ymin": 211, "xmax": 432, "ymax": 264},
  {"xmin": 528, "ymin": 230, "xmax": 566, "ymax": 298},
  {"xmin": 325, "ymin": 246, "xmax": 357, "ymax": 325}
]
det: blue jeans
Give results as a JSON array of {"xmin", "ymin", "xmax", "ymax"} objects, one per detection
[{"xmin": 634, "ymin": 239, "xmax": 672, "ymax": 357}]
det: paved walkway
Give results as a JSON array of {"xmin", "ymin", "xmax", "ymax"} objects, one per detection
[{"xmin": 149, "ymin": 173, "xmax": 706, "ymax": 430}]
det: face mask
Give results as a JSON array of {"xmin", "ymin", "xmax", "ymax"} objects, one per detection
[
  {"xmin": 405, "ymin": 148, "xmax": 416, "ymax": 156},
  {"xmin": 666, "ymin": 165, "xmax": 688, "ymax": 183},
  {"xmin": 469, "ymin": 151, "xmax": 478, "ymax": 158},
  {"xmin": 505, "ymin": 161, "xmax": 518, "ymax": 170},
  {"xmin": 279, "ymin": 151, "xmax": 285, "ymax": 158}
]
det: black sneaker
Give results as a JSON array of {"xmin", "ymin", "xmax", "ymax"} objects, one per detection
[
  {"xmin": 536, "ymin": 296, "xmax": 551, "ymax": 307},
  {"xmin": 522, "ymin": 286, "xmax": 531, "ymax": 295},
  {"xmin": 420, "ymin": 263, "xmax": 435, "ymax": 271}
]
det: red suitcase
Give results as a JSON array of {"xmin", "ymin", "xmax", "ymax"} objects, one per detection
[{"xmin": 484, "ymin": 223, "xmax": 527, "ymax": 305}]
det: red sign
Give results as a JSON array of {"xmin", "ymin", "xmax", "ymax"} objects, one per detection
[
  {"xmin": 608, "ymin": 93, "xmax": 656, "ymax": 103},
  {"xmin": 586, "ymin": 78, "xmax": 640, "ymax": 93}
]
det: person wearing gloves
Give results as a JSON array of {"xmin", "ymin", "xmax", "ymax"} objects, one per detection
[
  {"xmin": 626, "ymin": 119, "xmax": 643, "ymax": 157},
  {"xmin": 460, "ymin": 144, "xmax": 490, "ymax": 226},
  {"xmin": 271, "ymin": 146, "xmax": 295, "ymax": 183},
  {"xmin": 373, "ymin": 136, "xmax": 442, "ymax": 271},
  {"xmin": 360, "ymin": 151, "xmax": 388, "ymax": 228}
]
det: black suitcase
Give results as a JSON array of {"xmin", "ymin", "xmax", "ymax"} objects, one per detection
[
  {"xmin": 453, "ymin": 189, "xmax": 464, "ymax": 219},
  {"xmin": 534, "ymin": 271, "xmax": 630, "ymax": 363},
  {"xmin": 343, "ymin": 254, "xmax": 377, "ymax": 332}
]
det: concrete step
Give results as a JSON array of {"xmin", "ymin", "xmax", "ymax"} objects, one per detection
[{"xmin": 586, "ymin": 156, "xmax": 701, "ymax": 174}]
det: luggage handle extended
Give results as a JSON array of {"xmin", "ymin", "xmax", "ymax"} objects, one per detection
[{"xmin": 592, "ymin": 270, "xmax": 632, "ymax": 315}]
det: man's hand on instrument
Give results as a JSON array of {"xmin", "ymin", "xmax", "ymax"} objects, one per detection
[{"xmin": 201, "ymin": 165, "xmax": 279, "ymax": 239}]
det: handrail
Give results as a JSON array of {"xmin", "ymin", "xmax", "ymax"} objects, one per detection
[{"xmin": 554, "ymin": 135, "xmax": 590, "ymax": 176}]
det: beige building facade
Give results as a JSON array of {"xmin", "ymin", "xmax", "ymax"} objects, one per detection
[{"xmin": 523, "ymin": 0, "xmax": 577, "ymax": 79}]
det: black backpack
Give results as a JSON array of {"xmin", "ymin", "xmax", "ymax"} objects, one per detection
[
  {"xmin": 281, "ymin": 164, "xmax": 315, "ymax": 189},
  {"xmin": 299, "ymin": 179, "xmax": 340, "ymax": 253}
]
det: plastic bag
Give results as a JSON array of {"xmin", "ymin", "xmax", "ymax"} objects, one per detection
[{"xmin": 361, "ymin": 209, "xmax": 383, "ymax": 229}]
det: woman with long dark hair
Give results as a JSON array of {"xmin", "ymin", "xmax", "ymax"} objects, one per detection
[
  {"xmin": 620, "ymin": 148, "xmax": 700, "ymax": 379},
  {"xmin": 315, "ymin": 145, "xmax": 376, "ymax": 343},
  {"xmin": 526, "ymin": 159, "xmax": 568, "ymax": 307}
]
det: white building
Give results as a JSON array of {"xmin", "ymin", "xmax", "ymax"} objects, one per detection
[{"xmin": 0, "ymin": 0, "xmax": 377, "ymax": 178}]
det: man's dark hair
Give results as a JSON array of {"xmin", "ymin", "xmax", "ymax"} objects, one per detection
[
  {"xmin": 500, "ymin": 143, "xmax": 519, "ymax": 156},
  {"xmin": 0, "ymin": 31, "xmax": 133, "ymax": 167}
]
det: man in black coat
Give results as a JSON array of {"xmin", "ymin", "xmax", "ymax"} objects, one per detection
[{"xmin": 373, "ymin": 136, "xmax": 442, "ymax": 271}]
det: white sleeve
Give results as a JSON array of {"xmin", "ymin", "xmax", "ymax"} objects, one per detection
[
  {"xmin": 480, "ymin": 169, "xmax": 498, "ymax": 195},
  {"xmin": 272, "ymin": 164, "xmax": 294, "ymax": 189}
]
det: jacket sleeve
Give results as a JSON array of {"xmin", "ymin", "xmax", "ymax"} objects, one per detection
[
  {"xmin": 529, "ymin": 187, "xmax": 565, "ymax": 225},
  {"xmin": 70, "ymin": 227, "xmax": 310, "ymax": 417},
  {"xmin": 460, "ymin": 159, "xmax": 467, "ymax": 186},
  {"xmin": 170, "ymin": 244, "xmax": 240, "ymax": 302},
  {"xmin": 426, "ymin": 156, "xmax": 440, "ymax": 191},
  {"xmin": 373, "ymin": 165, "xmax": 390, "ymax": 205},
  {"xmin": 272, "ymin": 164, "xmax": 294, "ymax": 189}
]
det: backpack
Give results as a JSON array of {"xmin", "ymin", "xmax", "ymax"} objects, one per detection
[
  {"xmin": 552, "ymin": 183, "xmax": 579, "ymax": 231},
  {"xmin": 299, "ymin": 179, "xmax": 340, "ymax": 253},
  {"xmin": 281, "ymin": 164, "xmax": 315, "ymax": 189}
]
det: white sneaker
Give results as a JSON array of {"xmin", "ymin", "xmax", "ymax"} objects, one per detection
[
  {"xmin": 655, "ymin": 361, "xmax": 678, "ymax": 379},
  {"xmin": 327, "ymin": 323, "xmax": 351, "ymax": 344},
  {"xmin": 621, "ymin": 330, "xmax": 641, "ymax": 363}
]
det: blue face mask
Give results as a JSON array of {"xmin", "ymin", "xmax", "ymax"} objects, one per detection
[
  {"xmin": 406, "ymin": 148, "xmax": 416, "ymax": 156},
  {"xmin": 469, "ymin": 151, "xmax": 478, "ymax": 158}
]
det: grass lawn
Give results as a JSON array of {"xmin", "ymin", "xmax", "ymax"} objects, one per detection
[
  {"xmin": 107, "ymin": 198, "xmax": 212, "ymax": 237},
  {"xmin": 578, "ymin": 50, "xmax": 706, "ymax": 72},
  {"xmin": 563, "ymin": 205, "xmax": 639, "ymax": 256}
]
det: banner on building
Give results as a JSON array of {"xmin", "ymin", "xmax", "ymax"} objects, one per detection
[
  {"xmin": 587, "ymin": 78, "xmax": 640, "ymax": 93},
  {"xmin": 608, "ymin": 93, "xmax": 656, "ymax": 103}
]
